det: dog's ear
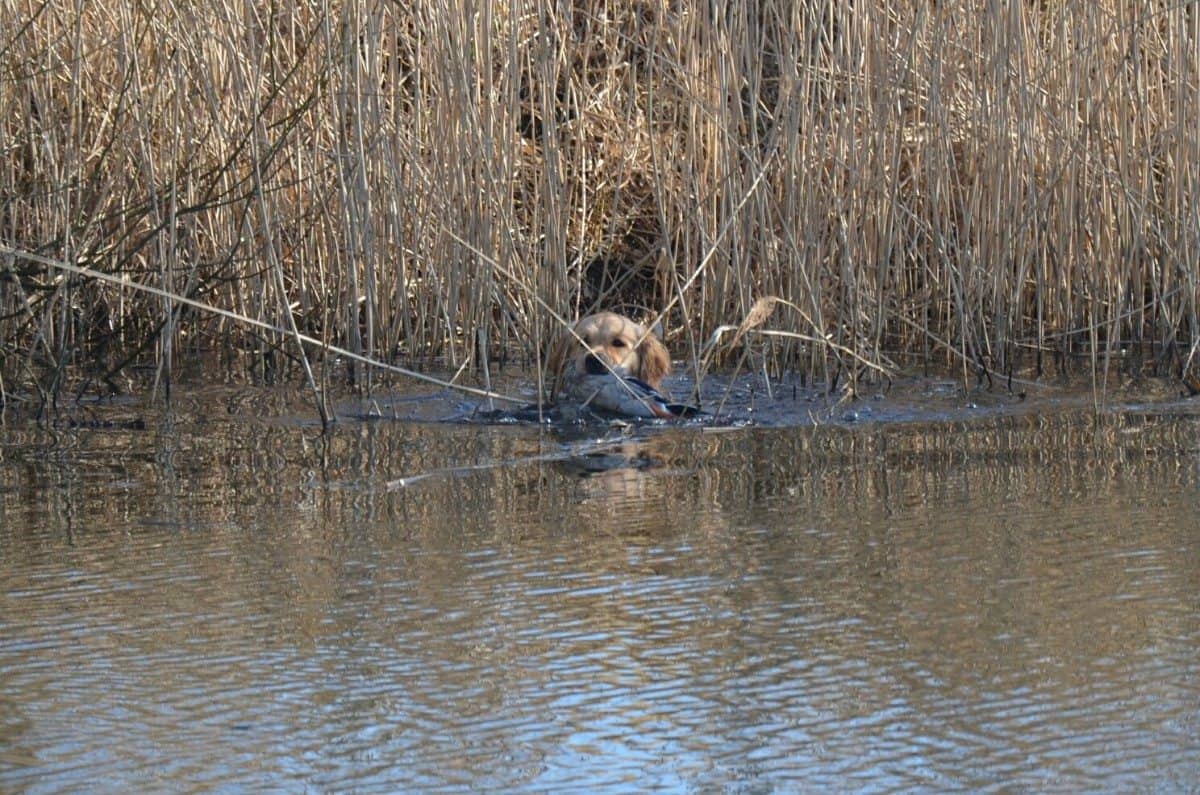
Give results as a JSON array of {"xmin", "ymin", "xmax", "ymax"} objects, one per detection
[{"xmin": 636, "ymin": 332, "xmax": 671, "ymax": 389}]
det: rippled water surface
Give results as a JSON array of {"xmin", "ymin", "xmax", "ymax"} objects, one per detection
[{"xmin": 2, "ymin": 380, "xmax": 1199, "ymax": 792}]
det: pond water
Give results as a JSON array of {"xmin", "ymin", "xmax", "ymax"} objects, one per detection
[{"xmin": 2, "ymin": 374, "xmax": 1199, "ymax": 792}]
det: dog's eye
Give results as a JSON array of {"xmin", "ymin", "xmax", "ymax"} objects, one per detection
[{"xmin": 612, "ymin": 339, "xmax": 627, "ymax": 348}]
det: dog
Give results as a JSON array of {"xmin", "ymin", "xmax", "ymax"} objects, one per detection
[{"xmin": 548, "ymin": 311, "xmax": 692, "ymax": 419}]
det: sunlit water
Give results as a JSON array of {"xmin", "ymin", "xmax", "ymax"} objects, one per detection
[{"xmin": 2, "ymin": 378, "xmax": 1199, "ymax": 792}]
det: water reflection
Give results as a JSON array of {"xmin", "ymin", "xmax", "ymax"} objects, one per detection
[{"xmin": 1, "ymin": 395, "xmax": 1198, "ymax": 792}]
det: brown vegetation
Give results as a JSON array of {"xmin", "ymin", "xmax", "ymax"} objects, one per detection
[{"xmin": 1, "ymin": 0, "xmax": 1197, "ymax": 405}]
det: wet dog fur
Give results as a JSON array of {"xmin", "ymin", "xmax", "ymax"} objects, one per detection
[{"xmin": 547, "ymin": 312, "xmax": 671, "ymax": 404}]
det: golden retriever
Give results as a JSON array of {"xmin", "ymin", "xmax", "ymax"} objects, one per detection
[{"xmin": 547, "ymin": 311, "xmax": 674, "ymax": 417}]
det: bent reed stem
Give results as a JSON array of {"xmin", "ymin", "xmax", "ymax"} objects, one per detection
[{"xmin": 0, "ymin": 246, "xmax": 526, "ymax": 406}]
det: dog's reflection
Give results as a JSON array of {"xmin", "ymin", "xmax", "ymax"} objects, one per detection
[{"xmin": 554, "ymin": 437, "xmax": 676, "ymax": 524}]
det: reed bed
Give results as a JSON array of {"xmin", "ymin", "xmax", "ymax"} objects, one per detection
[{"xmin": 1, "ymin": 0, "xmax": 1197, "ymax": 406}]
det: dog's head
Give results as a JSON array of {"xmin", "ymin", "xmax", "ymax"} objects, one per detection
[{"xmin": 548, "ymin": 312, "xmax": 671, "ymax": 400}]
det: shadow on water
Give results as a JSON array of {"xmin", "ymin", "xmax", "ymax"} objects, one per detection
[{"xmin": 2, "ymin": 374, "xmax": 1199, "ymax": 792}]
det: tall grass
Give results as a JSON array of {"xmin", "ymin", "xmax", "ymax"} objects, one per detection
[{"xmin": 2, "ymin": 0, "xmax": 1197, "ymax": 403}]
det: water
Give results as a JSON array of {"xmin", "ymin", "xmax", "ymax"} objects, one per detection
[{"xmin": 2, "ymin": 379, "xmax": 1199, "ymax": 792}]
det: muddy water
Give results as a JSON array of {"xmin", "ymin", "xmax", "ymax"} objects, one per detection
[{"xmin": 2, "ymin": 382, "xmax": 1199, "ymax": 792}]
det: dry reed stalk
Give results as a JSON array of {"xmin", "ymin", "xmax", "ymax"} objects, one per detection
[{"xmin": 0, "ymin": 0, "xmax": 1196, "ymax": 403}]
